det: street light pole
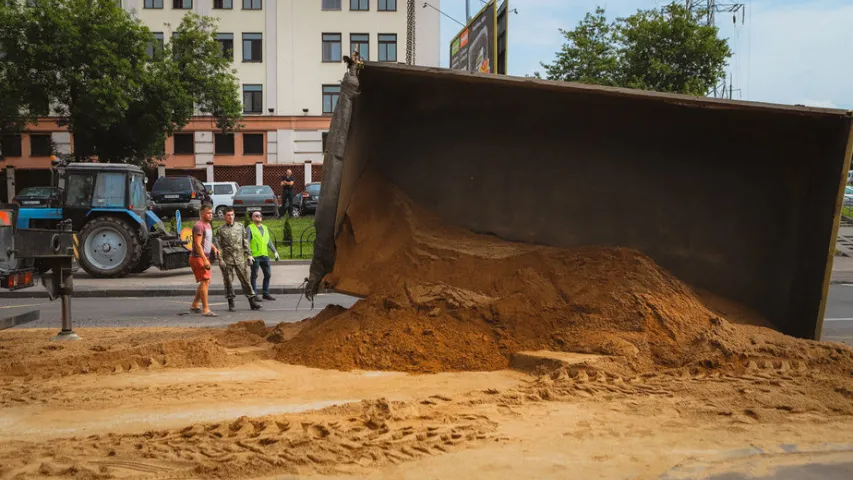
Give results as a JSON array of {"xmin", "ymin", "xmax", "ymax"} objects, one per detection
[{"xmin": 465, "ymin": 0, "xmax": 470, "ymax": 22}]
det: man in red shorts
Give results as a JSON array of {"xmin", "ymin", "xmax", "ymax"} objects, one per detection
[{"xmin": 190, "ymin": 204, "xmax": 219, "ymax": 316}]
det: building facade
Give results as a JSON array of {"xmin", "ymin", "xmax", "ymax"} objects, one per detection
[{"xmin": 1, "ymin": 0, "xmax": 440, "ymax": 200}]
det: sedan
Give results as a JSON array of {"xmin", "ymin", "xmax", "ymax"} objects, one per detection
[
  {"xmin": 291, "ymin": 182, "xmax": 321, "ymax": 218},
  {"xmin": 233, "ymin": 185, "xmax": 280, "ymax": 218},
  {"xmin": 13, "ymin": 186, "xmax": 61, "ymax": 207}
]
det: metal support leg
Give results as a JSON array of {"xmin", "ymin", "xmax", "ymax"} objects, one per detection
[{"xmin": 52, "ymin": 257, "xmax": 79, "ymax": 341}]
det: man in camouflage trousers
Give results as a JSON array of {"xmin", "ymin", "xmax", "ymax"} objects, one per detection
[{"xmin": 215, "ymin": 207, "xmax": 263, "ymax": 312}]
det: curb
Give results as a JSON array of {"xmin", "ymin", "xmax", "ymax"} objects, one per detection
[{"xmin": 1, "ymin": 286, "xmax": 309, "ymax": 299}]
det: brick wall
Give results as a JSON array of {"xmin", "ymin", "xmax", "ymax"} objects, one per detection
[
  {"xmin": 264, "ymin": 165, "xmax": 306, "ymax": 193},
  {"xmin": 165, "ymin": 168, "xmax": 206, "ymax": 182},
  {"xmin": 214, "ymin": 165, "xmax": 255, "ymax": 187}
]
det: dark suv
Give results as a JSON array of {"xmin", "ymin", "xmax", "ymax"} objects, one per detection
[{"xmin": 150, "ymin": 176, "xmax": 211, "ymax": 218}]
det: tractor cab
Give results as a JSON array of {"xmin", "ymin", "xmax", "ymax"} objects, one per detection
[{"xmin": 59, "ymin": 163, "xmax": 149, "ymax": 232}]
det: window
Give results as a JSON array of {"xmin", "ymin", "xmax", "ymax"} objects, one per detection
[
  {"xmin": 93, "ymin": 172, "xmax": 127, "ymax": 208},
  {"xmin": 322, "ymin": 33, "xmax": 341, "ymax": 62},
  {"xmin": 242, "ymin": 0, "xmax": 261, "ymax": 9},
  {"xmin": 322, "ymin": 132, "xmax": 328, "ymax": 151},
  {"xmin": 213, "ymin": 0, "xmax": 231, "ymax": 8},
  {"xmin": 243, "ymin": 134, "xmax": 264, "ymax": 155},
  {"xmin": 173, "ymin": 133, "xmax": 194, "ymax": 154},
  {"xmin": 147, "ymin": 32, "xmax": 164, "ymax": 59},
  {"xmin": 0, "ymin": 135, "xmax": 22, "ymax": 157},
  {"xmin": 243, "ymin": 85, "xmax": 263, "ymax": 114},
  {"xmin": 215, "ymin": 134, "xmax": 235, "ymax": 155},
  {"xmin": 378, "ymin": 34, "xmax": 397, "ymax": 62},
  {"xmin": 30, "ymin": 134, "xmax": 52, "ymax": 157},
  {"xmin": 130, "ymin": 174, "xmax": 146, "ymax": 212},
  {"xmin": 242, "ymin": 33, "xmax": 262, "ymax": 62},
  {"xmin": 350, "ymin": 33, "xmax": 369, "ymax": 60},
  {"xmin": 173, "ymin": 0, "xmax": 191, "ymax": 8},
  {"xmin": 65, "ymin": 174, "xmax": 96, "ymax": 207},
  {"xmin": 378, "ymin": 0, "xmax": 395, "ymax": 10},
  {"xmin": 144, "ymin": 0, "xmax": 163, "ymax": 8},
  {"xmin": 350, "ymin": 0, "xmax": 367, "ymax": 11},
  {"xmin": 213, "ymin": 184, "xmax": 234, "ymax": 195},
  {"xmin": 322, "ymin": 0, "xmax": 340, "ymax": 10},
  {"xmin": 216, "ymin": 33, "xmax": 233, "ymax": 60},
  {"xmin": 322, "ymin": 85, "xmax": 341, "ymax": 114}
]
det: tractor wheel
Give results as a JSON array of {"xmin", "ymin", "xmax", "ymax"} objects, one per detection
[
  {"xmin": 131, "ymin": 247, "xmax": 152, "ymax": 273},
  {"xmin": 79, "ymin": 216, "xmax": 142, "ymax": 278}
]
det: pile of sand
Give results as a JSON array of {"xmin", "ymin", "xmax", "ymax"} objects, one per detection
[{"xmin": 272, "ymin": 172, "xmax": 853, "ymax": 375}]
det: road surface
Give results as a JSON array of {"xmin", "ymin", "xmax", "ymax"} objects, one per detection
[
  {"xmin": 2, "ymin": 286, "xmax": 853, "ymax": 345},
  {"xmin": 0, "ymin": 293, "xmax": 358, "ymax": 329}
]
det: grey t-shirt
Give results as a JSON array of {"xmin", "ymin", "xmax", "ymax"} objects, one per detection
[{"xmin": 191, "ymin": 222, "xmax": 213, "ymax": 258}]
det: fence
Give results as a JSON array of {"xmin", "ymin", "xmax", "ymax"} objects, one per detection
[
  {"xmin": 268, "ymin": 224, "xmax": 316, "ymax": 260},
  {"xmin": 214, "ymin": 165, "xmax": 255, "ymax": 186}
]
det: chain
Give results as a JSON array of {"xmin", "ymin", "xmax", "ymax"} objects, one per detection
[{"xmin": 406, "ymin": 0, "xmax": 416, "ymax": 65}]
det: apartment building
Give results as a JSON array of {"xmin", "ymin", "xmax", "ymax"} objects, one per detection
[{"xmin": 0, "ymin": 0, "xmax": 440, "ymax": 199}]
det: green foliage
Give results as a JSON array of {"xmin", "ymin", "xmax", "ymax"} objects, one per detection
[
  {"xmin": 0, "ymin": 1, "xmax": 242, "ymax": 166},
  {"xmin": 283, "ymin": 216, "xmax": 293, "ymax": 245},
  {"xmin": 539, "ymin": 3, "xmax": 732, "ymax": 96},
  {"xmin": 540, "ymin": 8, "xmax": 619, "ymax": 87}
]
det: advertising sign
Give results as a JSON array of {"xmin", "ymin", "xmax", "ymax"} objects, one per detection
[{"xmin": 450, "ymin": 0, "xmax": 498, "ymax": 74}]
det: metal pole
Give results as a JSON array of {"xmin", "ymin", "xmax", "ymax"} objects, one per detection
[
  {"xmin": 52, "ymin": 260, "xmax": 79, "ymax": 340},
  {"xmin": 465, "ymin": 0, "xmax": 470, "ymax": 22}
]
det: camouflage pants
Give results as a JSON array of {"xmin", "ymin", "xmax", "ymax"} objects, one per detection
[{"xmin": 219, "ymin": 260, "xmax": 255, "ymax": 300}]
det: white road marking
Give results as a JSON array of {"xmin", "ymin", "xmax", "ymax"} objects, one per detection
[{"xmin": 824, "ymin": 318, "xmax": 853, "ymax": 322}]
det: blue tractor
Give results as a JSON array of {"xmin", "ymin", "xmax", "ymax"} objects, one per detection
[{"xmin": 11, "ymin": 162, "xmax": 190, "ymax": 278}]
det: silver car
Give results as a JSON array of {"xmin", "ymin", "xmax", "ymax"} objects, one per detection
[{"xmin": 232, "ymin": 185, "xmax": 280, "ymax": 218}]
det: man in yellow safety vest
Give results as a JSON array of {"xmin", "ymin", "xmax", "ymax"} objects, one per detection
[{"xmin": 247, "ymin": 211, "xmax": 279, "ymax": 302}]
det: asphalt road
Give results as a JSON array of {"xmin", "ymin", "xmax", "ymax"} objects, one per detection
[
  {"xmin": 0, "ymin": 293, "xmax": 358, "ymax": 329},
  {"xmin": 818, "ymin": 284, "xmax": 853, "ymax": 346},
  {"xmin": 3, "ymin": 285, "xmax": 853, "ymax": 344}
]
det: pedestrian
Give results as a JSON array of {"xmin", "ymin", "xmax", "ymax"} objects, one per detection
[
  {"xmin": 189, "ymin": 204, "xmax": 219, "ymax": 316},
  {"xmin": 280, "ymin": 168, "xmax": 295, "ymax": 216},
  {"xmin": 215, "ymin": 207, "xmax": 263, "ymax": 312},
  {"xmin": 247, "ymin": 211, "xmax": 279, "ymax": 302}
]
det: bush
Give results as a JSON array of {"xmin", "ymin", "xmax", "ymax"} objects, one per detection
[{"xmin": 283, "ymin": 216, "xmax": 293, "ymax": 245}]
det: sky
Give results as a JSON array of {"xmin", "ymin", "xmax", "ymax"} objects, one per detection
[{"xmin": 431, "ymin": 0, "xmax": 853, "ymax": 109}]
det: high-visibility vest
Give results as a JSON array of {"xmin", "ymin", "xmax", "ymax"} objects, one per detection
[{"xmin": 248, "ymin": 224, "xmax": 269, "ymax": 257}]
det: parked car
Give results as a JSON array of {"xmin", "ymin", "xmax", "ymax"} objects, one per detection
[
  {"xmin": 150, "ymin": 176, "xmax": 212, "ymax": 218},
  {"xmin": 13, "ymin": 186, "xmax": 61, "ymax": 207},
  {"xmin": 291, "ymin": 182, "xmax": 321, "ymax": 218},
  {"xmin": 203, "ymin": 181, "xmax": 240, "ymax": 218},
  {"xmin": 848, "ymin": 170, "xmax": 853, "ymax": 184},
  {"xmin": 845, "ymin": 186, "xmax": 853, "ymax": 207},
  {"xmin": 233, "ymin": 185, "xmax": 280, "ymax": 218}
]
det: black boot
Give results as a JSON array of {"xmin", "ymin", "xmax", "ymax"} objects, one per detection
[
  {"xmin": 249, "ymin": 296, "xmax": 263, "ymax": 310},
  {"xmin": 228, "ymin": 298, "xmax": 236, "ymax": 312}
]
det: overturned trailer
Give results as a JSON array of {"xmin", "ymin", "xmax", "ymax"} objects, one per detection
[{"xmin": 308, "ymin": 60, "xmax": 853, "ymax": 341}]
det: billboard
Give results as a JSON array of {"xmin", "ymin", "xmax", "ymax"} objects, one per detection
[{"xmin": 450, "ymin": 0, "xmax": 498, "ymax": 74}]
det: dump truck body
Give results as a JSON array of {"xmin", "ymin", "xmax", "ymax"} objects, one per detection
[{"xmin": 308, "ymin": 61, "xmax": 853, "ymax": 341}]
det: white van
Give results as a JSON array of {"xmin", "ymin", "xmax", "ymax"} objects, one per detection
[{"xmin": 203, "ymin": 181, "xmax": 240, "ymax": 218}]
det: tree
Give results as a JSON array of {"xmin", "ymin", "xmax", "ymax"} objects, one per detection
[
  {"xmin": 539, "ymin": 3, "xmax": 731, "ymax": 96},
  {"xmin": 0, "ymin": 0, "xmax": 241, "ymax": 166},
  {"xmin": 539, "ymin": 7, "xmax": 619, "ymax": 87}
]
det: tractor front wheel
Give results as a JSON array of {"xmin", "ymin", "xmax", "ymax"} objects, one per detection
[{"xmin": 79, "ymin": 216, "xmax": 142, "ymax": 278}]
